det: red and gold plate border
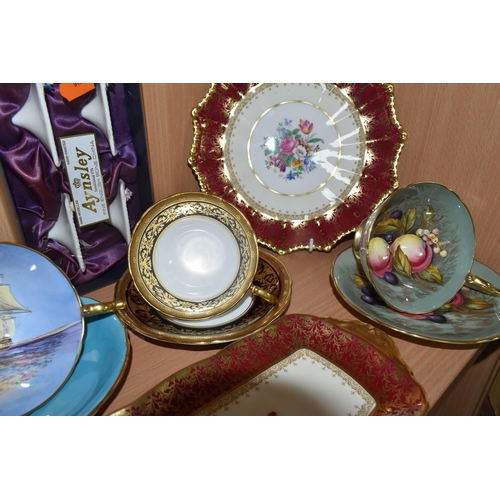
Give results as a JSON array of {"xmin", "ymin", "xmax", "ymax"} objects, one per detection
[{"xmin": 188, "ymin": 83, "xmax": 407, "ymax": 254}]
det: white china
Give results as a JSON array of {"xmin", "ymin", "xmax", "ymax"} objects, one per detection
[
  {"xmin": 107, "ymin": 179, "xmax": 132, "ymax": 243},
  {"xmin": 224, "ymin": 83, "xmax": 367, "ymax": 221},
  {"xmin": 81, "ymin": 83, "xmax": 117, "ymax": 156},
  {"xmin": 11, "ymin": 83, "xmax": 61, "ymax": 166},
  {"xmin": 115, "ymin": 248, "xmax": 291, "ymax": 345},
  {"xmin": 155, "ymin": 216, "xmax": 240, "ymax": 302},
  {"xmin": 48, "ymin": 193, "xmax": 86, "ymax": 272}
]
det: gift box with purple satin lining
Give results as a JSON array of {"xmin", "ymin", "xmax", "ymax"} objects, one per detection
[{"xmin": 0, "ymin": 83, "xmax": 153, "ymax": 293}]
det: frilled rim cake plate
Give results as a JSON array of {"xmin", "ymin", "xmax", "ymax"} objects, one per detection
[
  {"xmin": 189, "ymin": 83, "xmax": 407, "ymax": 254},
  {"xmin": 30, "ymin": 298, "xmax": 130, "ymax": 416},
  {"xmin": 333, "ymin": 247, "xmax": 500, "ymax": 344},
  {"xmin": 115, "ymin": 248, "xmax": 291, "ymax": 345},
  {"xmin": 128, "ymin": 192, "xmax": 261, "ymax": 321},
  {"xmin": 111, "ymin": 314, "xmax": 428, "ymax": 416}
]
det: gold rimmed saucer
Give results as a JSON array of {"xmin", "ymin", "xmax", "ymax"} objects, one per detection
[
  {"xmin": 115, "ymin": 248, "xmax": 292, "ymax": 345},
  {"xmin": 332, "ymin": 246, "xmax": 500, "ymax": 345}
]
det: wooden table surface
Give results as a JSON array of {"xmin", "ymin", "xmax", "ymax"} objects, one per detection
[
  {"xmin": 3, "ymin": 83, "xmax": 500, "ymax": 415},
  {"xmin": 90, "ymin": 241, "xmax": 496, "ymax": 416}
]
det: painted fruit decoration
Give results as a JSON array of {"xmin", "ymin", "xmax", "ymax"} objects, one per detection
[
  {"xmin": 367, "ymin": 204, "xmax": 448, "ymax": 289},
  {"xmin": 353, "ymin": 273, "xmax": 493, "ymax": 324}
]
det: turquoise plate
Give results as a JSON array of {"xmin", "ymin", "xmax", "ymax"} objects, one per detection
[
  {"xmin": 30, "ymin": 298, "xmax": 129, "ymax": 416},
  {"xmin": 333, "ymin": 247, "xmax": 500, "ymax": 345}
]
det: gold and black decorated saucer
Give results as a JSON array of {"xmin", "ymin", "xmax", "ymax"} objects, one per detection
[{"xmin": 115, "ymin": 248, "xmax": 292, "ymax": 345}]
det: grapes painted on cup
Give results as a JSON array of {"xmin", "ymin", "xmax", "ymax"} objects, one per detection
[{"xmin": 367, "ymin": 204, "xmax": 449, "ymax": 290}]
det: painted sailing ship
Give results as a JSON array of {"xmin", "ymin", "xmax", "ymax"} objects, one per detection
[{"xmin": 0, "ymin": 274, "xmax": 30, "ymax": 346}]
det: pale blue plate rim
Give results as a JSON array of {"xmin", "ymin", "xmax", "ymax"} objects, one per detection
[
  {"xmin": 333, "ymin": 247, "xmax": 500, "ymax": 345},
  {"xmin": 30, "ymin": 297, "xmax": 130, "ymax": 416}
]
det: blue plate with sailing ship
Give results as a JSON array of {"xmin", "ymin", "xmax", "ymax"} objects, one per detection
[
  {"xmin": 0, "ymin": 242, "xmax": 84, "ymax": 416},
  {"xmin": 30, "ymin": 298, "xmax": 130, "ymax": 416}
]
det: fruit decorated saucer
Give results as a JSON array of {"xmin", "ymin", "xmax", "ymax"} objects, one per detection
[
  {"xmin": 30, "ymin": 298, "xmax": 130, "ymax": 416},
  {"xmin": 115, "ymin": 248, "xmax": 292, "ymax": 345},
  {"xmin": 189, "ymin": 83, "xmax": 406, "ymax": 254},
  {"xmin": 332, "ymin": 247, "xmax": 500, "ymax": 344}
]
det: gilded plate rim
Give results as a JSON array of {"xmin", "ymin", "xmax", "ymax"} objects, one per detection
[{"xmin": 188, "ymin": 83, "xmax": 407, "ymax": 254}]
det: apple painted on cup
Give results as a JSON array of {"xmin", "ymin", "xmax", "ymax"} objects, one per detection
[{"xmin": 367, "ymin": 204, "xmax": 449, "ymax": 288}]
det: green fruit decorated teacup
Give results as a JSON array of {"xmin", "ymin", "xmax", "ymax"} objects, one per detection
[{"xmin": 353, "ymin": 181, "xmax": 500, "ymax": 314}]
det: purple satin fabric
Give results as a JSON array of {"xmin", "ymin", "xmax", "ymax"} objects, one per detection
[{"xmin": 0, "ymin": 83, "xmax": 144, "ymax": 285}]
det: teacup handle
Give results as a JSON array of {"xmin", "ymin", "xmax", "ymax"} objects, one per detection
[
  {"xmin": 1, "ymin": 301, "xmax": 128, "ymax": 352},
  {"xmin": 81, "ymin": 300, "xmax": 127, "ymax": 316},
  {"xmin": 250, "ymin": 285, "xmax": 278, "ymax": 304},
  {"xmin": 465, "ymin": 273, "xmax": 500, "ymax": 297}
]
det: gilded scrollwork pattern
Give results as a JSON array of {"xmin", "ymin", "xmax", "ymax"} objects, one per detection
[
  {"xmin": 114, "ymin": 248, "xmax": 292, "ymax": 345},
  {"xmin": 111, "ymin": 315, "xmax": 428, "ymax": 416},
  {"xmin": 128, "ymin": 192, "xmax": 261, "ymax": 320},
  {"xmin": 137, "ymin": 200, "xmax": 251, "ymax": 316}
]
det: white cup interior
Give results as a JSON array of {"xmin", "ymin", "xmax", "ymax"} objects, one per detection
[{"xmin": 153, "ymin": 216, "xmax": 240, "ymax": 302}]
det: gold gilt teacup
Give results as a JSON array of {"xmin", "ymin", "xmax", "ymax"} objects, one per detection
[{"xmin": 128, "ymin": 192, "xmax": 277, "ymax": 321}]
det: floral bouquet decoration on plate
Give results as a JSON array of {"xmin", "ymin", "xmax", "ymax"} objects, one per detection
[{"xmin": 261, "ymin": 118, "xmax": 324, "ymax": 182}]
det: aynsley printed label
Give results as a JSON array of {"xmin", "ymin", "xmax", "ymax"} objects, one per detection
[{"xmin": 60, "ymin": 133, "xmax": 110, "ymax": 227}]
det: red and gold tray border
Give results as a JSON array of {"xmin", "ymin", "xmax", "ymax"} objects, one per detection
[
  {"xmin": 188, "ymin": 83, "xmax": 407, "ymax": 254},
  {"xmin": 111, "ymin": 314, "xmax": 428, "ymax": 416}
]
